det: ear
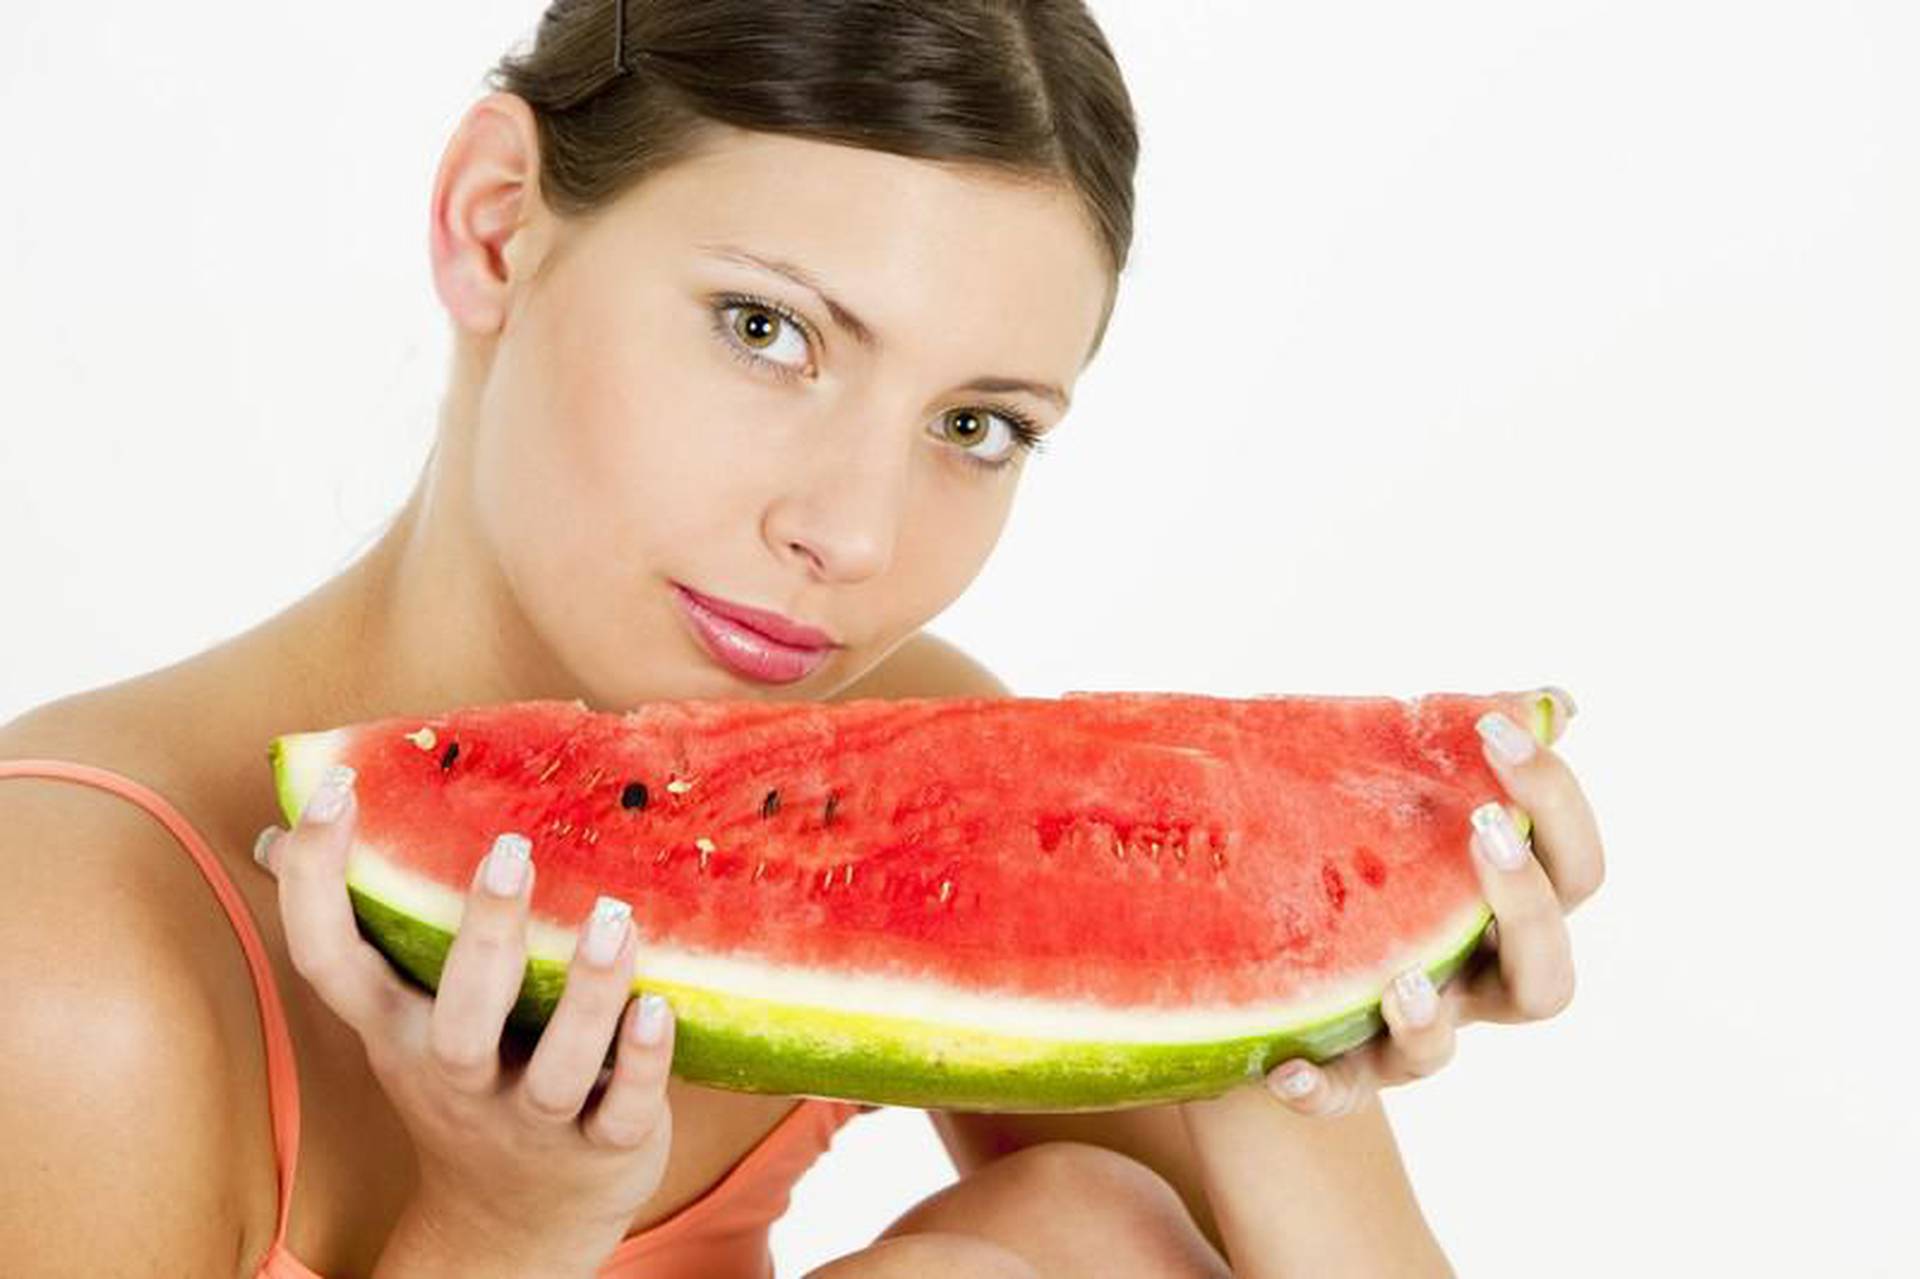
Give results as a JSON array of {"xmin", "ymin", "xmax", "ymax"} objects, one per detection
[{"xmin": 428, "ymin": 91, "xmax": 553, "ymax": 336}]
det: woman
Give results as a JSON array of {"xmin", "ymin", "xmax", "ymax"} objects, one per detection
[{"xmin": 0, "ymin": 1, "xmax": 1603, "ymax": 1275}]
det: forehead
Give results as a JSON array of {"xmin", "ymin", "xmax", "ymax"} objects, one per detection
[{"xmin": 593, "ymin": 126, "xmax": 1113, "ymax": 377}]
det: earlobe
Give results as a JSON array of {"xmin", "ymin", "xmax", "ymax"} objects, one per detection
[{"xmin": 427, "ymin": 91, "xmax": 547, "ymax": 336}]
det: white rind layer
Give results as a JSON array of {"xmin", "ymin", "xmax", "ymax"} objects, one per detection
[{"xmin": 349, "ymin": 837, "xmax": 1488, "ymax": 1044}]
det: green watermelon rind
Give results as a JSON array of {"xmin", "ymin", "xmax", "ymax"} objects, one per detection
[
  {"xmin": 340, "ymin": 884, "xmax": 1491, "ymax": 1112},
  {"xmin": 268, "ymin": 692, "xmax": 1552, "ymax": 1112}
]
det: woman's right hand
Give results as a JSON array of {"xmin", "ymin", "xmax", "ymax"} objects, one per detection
[{"xmin": 254, "ymin": 762, "xmax": 678, "ymax": 1267}]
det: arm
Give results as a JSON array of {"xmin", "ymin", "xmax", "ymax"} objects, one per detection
[
  {"xmin": 0, "ymin": 799, "xmax": 602, "ymax": 1279},
  {"xmin": 1, "ymin": 824, "xmax": 252, "ymax": 1276},
  {"xmin": 870, "ymin": 634, "xmax": 1451, "ymax": 1275},
  {"xmin": 372, "ymin": 1198, "xmax": 597, "ymax": 1279},
  {"xmin": 934, "ymin": 1096, "xmax": 1450, "ymax": 1277},
  {"xmin": 1179, "ymin": 1088, "xmax": 1451, "ymax": 1278}
]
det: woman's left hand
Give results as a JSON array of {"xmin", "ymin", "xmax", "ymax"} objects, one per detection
[{"xmin": 1262, "ymin": 686, "xmax": 1605, "ymax": 1117}]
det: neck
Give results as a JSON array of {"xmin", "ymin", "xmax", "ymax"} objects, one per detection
[{"xmin": 166, "ymin": 345, "xmax": 577, "ymax": 761}]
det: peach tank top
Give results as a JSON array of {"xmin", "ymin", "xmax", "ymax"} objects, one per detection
[{"xmin": 0, "ymin": 758, "xmax": 876, "ymax": 1279}]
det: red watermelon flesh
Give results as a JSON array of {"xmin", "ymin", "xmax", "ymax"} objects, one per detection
[{"xmin": 268, "ymin": 690, "xmax": 1557, "ymax": 1111}]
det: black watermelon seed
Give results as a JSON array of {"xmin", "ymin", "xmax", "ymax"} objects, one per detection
[
  {"xmin": 761, "ymin": 788, "xmax": 781, "ymax": 819},
  {"xmin": 620, "ymin": 781, "xmax": 650, "ymax": 811},
  {"xmin": 439, "ymin": 741, "xmax": 459, "ymax": 770},
  {"xmin": 823, "ymin": 791, "xmax": 840, "ymax": 826}
]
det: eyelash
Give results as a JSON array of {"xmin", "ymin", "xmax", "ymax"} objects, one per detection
[{"xmin": 707, "ymin": 291, "xmax": 1049, "ymax": 473}]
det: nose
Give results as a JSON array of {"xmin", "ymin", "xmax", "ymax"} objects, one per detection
[{"xmin": 763, "ymin": 433, "xmax": 906, "ymax": 584}]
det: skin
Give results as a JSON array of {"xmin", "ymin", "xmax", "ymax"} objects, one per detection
[
  {"xmin": 1243, "ymin": 687, "xmax": 1604, "ymax": 1120},
  {"xmin": 269, "ymin": 94, "xmax": 1600, "ymax": 1270},
  {"xmin": 1167, "ymin": 693, "xmax": 1607, "ymax": 1276},
  {"xmin": 5, "ymin": 88, "xmax": 1128, "ymax": 1278},
  {"xmin": 232, "ymin": 90, "xmax": 1121, "ymax": 1271},
  {"xmin": 5, "ymin": 78, "xmax": 1609, "ymax": 1274},
  {"xmin": 312, "ymin": 93, "xmax": 1112, "ymax": 727}
]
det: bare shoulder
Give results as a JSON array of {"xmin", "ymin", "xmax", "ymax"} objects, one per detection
[
  {"xmin": 0, "ymin": 698, "xmax": 257, "ymax": 1274},
  {"xmin": 830, "ymin": 630, "xmax": 1014, "ymax": 701},
  {"xmin": 0, "ymin": 690, "xmax": 238, "ymax": 931}
]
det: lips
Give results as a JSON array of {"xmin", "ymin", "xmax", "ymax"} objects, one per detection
[
  {"xmin": 670, "ymin": 582, "xmax": 840, "ymax": 685},
  {"xmin": 671, "ymin": 582, "xmax": 839, "ymax": 650}
]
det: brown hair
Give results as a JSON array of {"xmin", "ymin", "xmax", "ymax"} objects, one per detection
[{"xmin": 486, "ymin": 0, "xmax": 1139, "ymax": 360}]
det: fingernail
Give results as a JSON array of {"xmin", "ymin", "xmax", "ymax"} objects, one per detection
[
  {"xmin": 1392, "ymin": 967, "xmax": 1438, "ymax": 1028},
  {"xmin": 1472, "ymin": 801, "xmax": 1529, "ymax": 870},
  {"xmin": 1270, "ymin": 1061, "xmax": 1317, "ymax": 1101},
  {"xmin": 483, "ymin": 832, "xmax": 532, "ymax": 897},
  {"xmin": 1542, "ymin": 685, "xmax": 1578, "ymax": 722},
  {"xmin": 252, "ymin": 826, "xmax": 281, "ymax": 870},
  {"xmin": 303, "ymin": 764, "xmax": 356, "ymax": 824},
  {"xmin": 583, "ymin": 895, "xmax": 632, "ymax": 967},
  {"xmin": 1476, "ymin": 712, "xmax": 1536, "ymax": 766},
  {"xmin": 630, "ymin": 992, "xmax": 670, "ymax": 1046}
]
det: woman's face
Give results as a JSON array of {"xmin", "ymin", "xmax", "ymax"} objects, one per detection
[{"xmin": 440, "ymin": 104, "xmax": 1112, "ymax": 708}]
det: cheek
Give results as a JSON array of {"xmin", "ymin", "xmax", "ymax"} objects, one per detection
[
  {"xmin": 479, "ymin": 283, "xmax": 1024, "ymax": 650},
  {"xmin": 467, "ymin": 301, "xmax": 680, "ymax": 632},
  {"xmin": 567, "ymin": 304, "xmax": 783, "ymax": 537},
  {"xmin": 469, "ymin": 352, "xmax": 698, "ymax": 704},
  {"xmin": 891, "ymin": 472, "xmax": 1016, "ymax": 610},
  {"xmin": 504, "ymin": 295, "xmax": 733, "ymax": 550},
  {"xmin": 469, "ymin": 367, "xmax": 609, "ymax": 617}
]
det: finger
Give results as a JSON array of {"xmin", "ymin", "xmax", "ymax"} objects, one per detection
[
  {"xmin": 1476, "ymin": 697, "xmax": 1606, "ymax": 912},
  {"xmin": 1266, "ymin": 1051, "xmax": 1374, "ymax": 1119},
  {"xmin": 253, "ymin": 825, "xmax": 284, "ymax": 878},
  {"xmin": 1466, "ymin": 801, "xmax": 1578, "ymax": 1023},
  {"xmin": 1454, "ymin": 954, "xmax": 1531, "ymax": 1024},
  {"xmin": 518, "ymin": 895, "xmax": 640, "ymax": 1125},
  {"xmin": 1441, "ymin": 925, "xmax": 1522, "ymax": 1026},
  {"xmin": 426, "ymin": 832, "xmax": 538, "ymax": 1097},
  {"xmin": 275, "ymin": 764, "xmax": 422, "ymax": 1041},
  {"xmin": 1378, "ymin": 964, "xmax": 1457, "ymax": 1080},
  {"xmin": 582, "ymin": 994, "xmax": 677, "ymax": 1150}
]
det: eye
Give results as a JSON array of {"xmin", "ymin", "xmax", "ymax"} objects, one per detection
[
  {"xmin": 713, "ymin": 296, "xmax": 812, "ymax": 374},
  {"xmin": 708, "ymin": 292, "xmax": 1048, "ymax": 474},
  {"xmin": 934, "ymin": 406, "xmax": 1047, "ymax": 472}
]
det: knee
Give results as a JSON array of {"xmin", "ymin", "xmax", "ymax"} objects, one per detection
[
  {"xmin": 884, "ymin": 1140, "xmax": 1229, "ymax": 1279},
  {"xmin": 997, "ymin": 1140, "xmax": 1187, "ymax": 1209},
  {"xmin": 1019, "ymin": 1142, "xmax": 1228, "ymax": 1278},
  {"xmin": 804, "ymin": 1230, "xmax": 1041, "ymax": 1279}
]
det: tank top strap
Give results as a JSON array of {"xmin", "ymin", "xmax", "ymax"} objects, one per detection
[{"xmin": 0, "ymin": 757, "xmax": 303, "ymax": 1256}]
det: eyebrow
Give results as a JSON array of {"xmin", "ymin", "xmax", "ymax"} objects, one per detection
[{"xmin": 695, "ymin": 241, "xmax": 1072, "ymax": 412}]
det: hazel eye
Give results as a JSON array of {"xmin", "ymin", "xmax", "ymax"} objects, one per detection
[
  {"xmin": 937, "ymin": 408, "xmax": 1019, "ymax": 464},
  {"xmin": 732, "ymin": 308, "xmax": 775, "ymax": 348},
  {"xmin": 721, "ymin": 302, "xmax": 810, "ymax": 370}
]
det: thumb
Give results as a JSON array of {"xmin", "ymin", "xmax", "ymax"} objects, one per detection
[{"xmin": 253, "ymin": 825, "xmax": 285, "ymax": 877}]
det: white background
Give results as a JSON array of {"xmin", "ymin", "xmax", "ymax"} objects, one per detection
[{"xmin": 3, "ymin": 1, "xmax": 1915, "ymax": 1275}]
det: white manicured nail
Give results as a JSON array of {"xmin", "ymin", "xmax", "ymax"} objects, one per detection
[
  {"xmin": 1271, "ymin": 1062, "xmax": 1317, "ymax": 1100},
  {"xmin": 304, "ymin": 764, "xmax": 355, "ymax": 823},
  {"xmin": 1472, "ymin": 801, "xmax": 1529, "ymax": 870},
  {"xmin": 583, "ymin": 895, "xmax": 632, "ymax": 967},
  {"xmin": 1392, "ymin": 967, "xmax": 1438, "ymax": 1028},
  {"xmin": 631, "ymin": 993, "xmax": 670, "ymax": 1046},
  {"xmin": 1476, "ymin": 713, "xmax": 1536, "ymax": 766},
  {"xmin": 483, "ymin": 832, "xmax": 532, "ymax": 897}
]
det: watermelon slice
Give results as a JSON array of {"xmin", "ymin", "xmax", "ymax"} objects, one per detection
[{"xmin": 267, "ymin": 690, "xmax": 1557, "ymax": 1112}]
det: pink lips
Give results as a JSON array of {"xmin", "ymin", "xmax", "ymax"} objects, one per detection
[
  {"xmin": 671, "ymin": 582, "xmax": 838, "ymax": 685},
  {"xmin": 674, "ymin": 582, "xmax": 838, "ymax": 648}
]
